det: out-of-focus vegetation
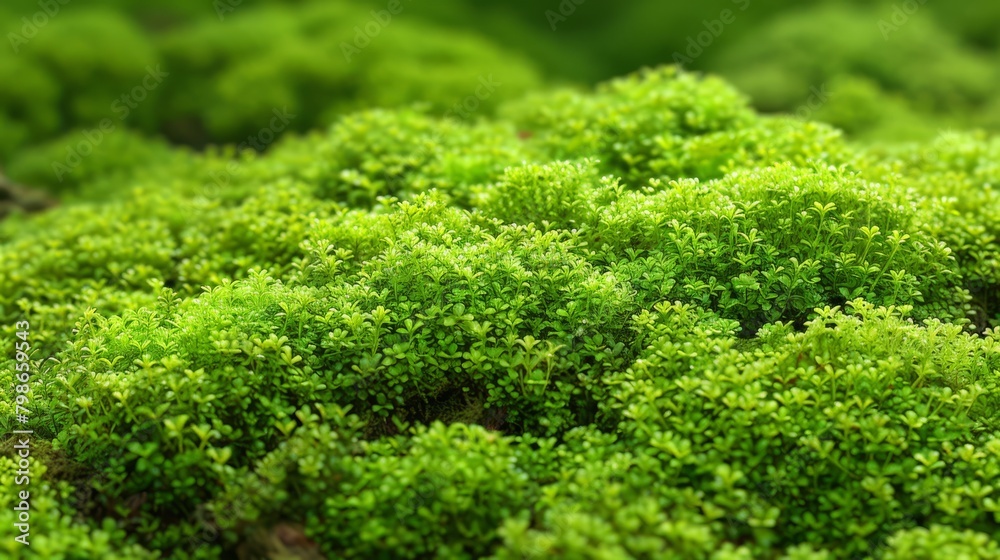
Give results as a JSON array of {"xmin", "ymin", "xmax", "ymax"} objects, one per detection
[
  {"xmin": 0, "ymin": 0, "xmax": 542, "ymax": 167},
  {"xmin": 3, "ymin": 0, "xmax": 1000, "ymax": 184}
]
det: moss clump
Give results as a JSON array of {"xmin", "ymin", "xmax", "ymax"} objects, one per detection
[
  {"xmin": 502, "ymin": 67, "xmax": 849, "ymax": 184},
  {"xmin": 2, "ymin": 66, "xmax": 1000, "ymax": 558}
]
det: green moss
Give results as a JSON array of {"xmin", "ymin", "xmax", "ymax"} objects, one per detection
[
  {"xmin": 503, "ymin": 67, "xmax": 849, "ymax": 184},
  {"xmin": 2, "ymin": 64, "xmax": 1000, "ymax": 558}
]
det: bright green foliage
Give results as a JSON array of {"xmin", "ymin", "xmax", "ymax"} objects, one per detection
[
  {"xmin": 494, "ymin": 161, "xmax": 969, "ymax": 331},
  {"xmin": 858, "ymin": 132, "xmax": 1000, "ymax": 330},
  {"xmin": 268, "ymin": 108, "xmax": 533, "ymax": 208},
  {"xmin": 881, "ymin": 526, "xmax": 1000, "ymax": 560},
  {"xmin": 613, "ymin": 164, "xmax": 968, "ymax": 328},
  {"xmin": 480, "ymin": 160, "xmax": 605, "ymax": 231},
  {"xmin": 502, "ymin": 66, "xmax": 755, "ymax": 181},
  {"xmin": 502, "ymin": 67, "xmax": 849, "ymax": 184},
  {"xmin": 212, "ymin": 419, "xmax": 535, "ymax": 559},
  {"xmin": 594, "ymin": 300, "xmax": 1000, "ymax": 557},
  {"xmin": 2, "ymin": 66, "xmax": 1000, "ymax": 558},
  {"xmin": 34, "ymin": 196, "xmax": 635, "ymax": 537}
]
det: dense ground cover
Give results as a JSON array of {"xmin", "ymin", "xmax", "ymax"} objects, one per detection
[{"xmin": 1, "ymin": 64, "xmax": 999, "ymax": 558}]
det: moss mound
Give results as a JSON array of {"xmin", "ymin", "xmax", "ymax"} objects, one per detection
[{"xmin": 1, "ymin": 67, "xmax": 999, "ymax": 559}]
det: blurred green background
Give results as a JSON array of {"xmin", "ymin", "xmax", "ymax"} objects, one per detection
[{"xmin": 2, "ymin": 0, "xmax": 999, "ymax": 191}]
